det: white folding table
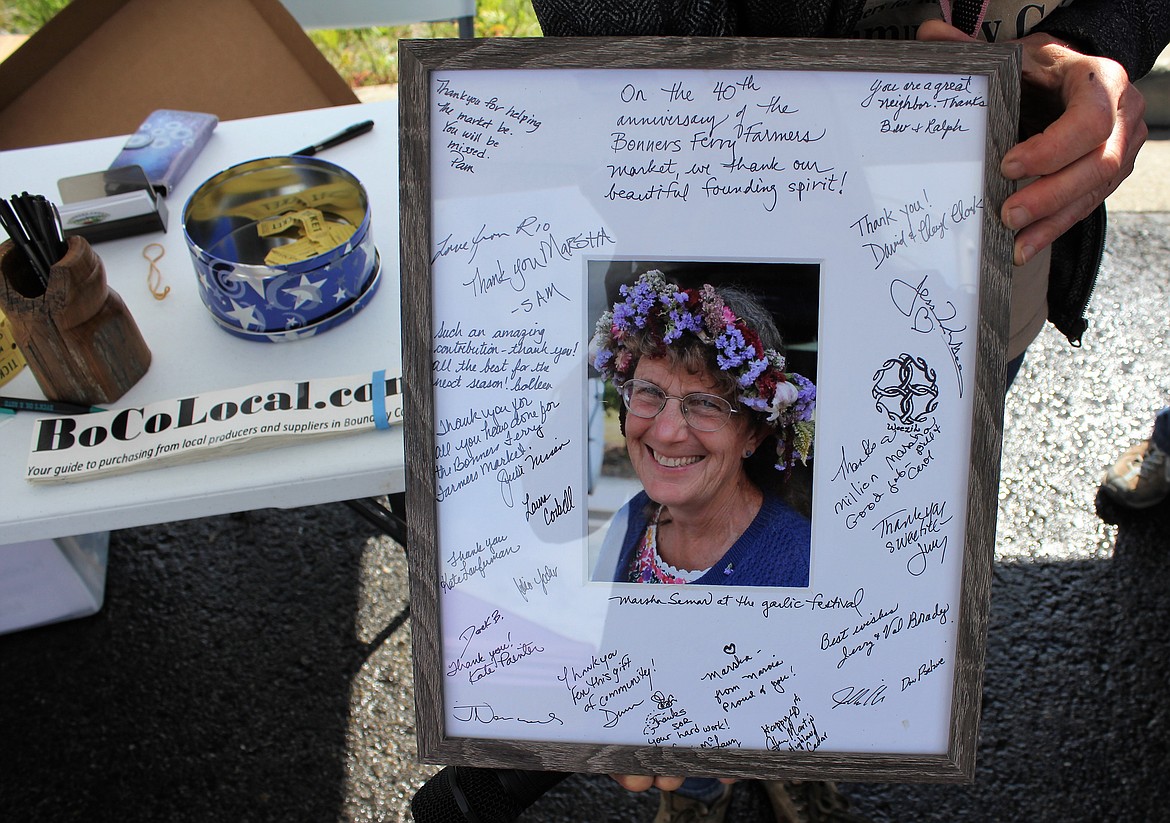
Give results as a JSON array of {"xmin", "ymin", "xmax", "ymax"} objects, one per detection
[{"xmin": 0, "ymin": 101, "xmax": 405, "ymax": 628}]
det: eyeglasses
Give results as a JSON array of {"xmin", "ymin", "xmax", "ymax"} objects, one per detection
[{"xmin": 620, "ymin": 379, "xmax": 737, "ymax": 432}]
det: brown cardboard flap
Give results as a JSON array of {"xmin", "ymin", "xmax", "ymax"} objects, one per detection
[{"xmin": 0, "ymin": 0, "xmax": 359, "ymax": 149}]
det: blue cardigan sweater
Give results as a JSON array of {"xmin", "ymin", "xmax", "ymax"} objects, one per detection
[{"xmin": 610, "ymin": 490, "xmax": 810, "ymax": 587}]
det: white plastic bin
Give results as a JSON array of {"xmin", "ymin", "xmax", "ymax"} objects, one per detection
[{"xmin": 0, "ymin": 532, "xmax": 109, "ymax": 634}]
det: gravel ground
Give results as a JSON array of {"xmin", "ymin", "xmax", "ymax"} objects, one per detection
[{"xmin": 1, "ymin": 212, "xmax": 1168, "ymax": 822}]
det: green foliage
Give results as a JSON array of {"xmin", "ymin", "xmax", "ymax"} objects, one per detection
[
  {"xmin": 308, "ymin": 0, "xmax": 541, "ymax": 87},
  {"xmin": 476, "ymin": 0, "xmax": 542, "ymax": 38},
  {"xmin": 2, "ymin": 0, "xmax": 541, "ymax": 87},
  {"xmin": 0, "ymin": 0, "xmax": 72, "ymax": 32}
]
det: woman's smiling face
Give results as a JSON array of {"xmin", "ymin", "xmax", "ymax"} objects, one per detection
[{"xmin": 625, "ymin": 356, "xmax": 764, "ymax": 513}]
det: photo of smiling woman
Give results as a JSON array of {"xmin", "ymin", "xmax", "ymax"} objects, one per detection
[{"xmin": 589, "ymin": 268, "xmax": 816, "ymax": 587}]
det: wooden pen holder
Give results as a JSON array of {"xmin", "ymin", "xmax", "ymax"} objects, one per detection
[{"xmin": 0, "ymin": 235, "xmax": 151, "ymax": 405}]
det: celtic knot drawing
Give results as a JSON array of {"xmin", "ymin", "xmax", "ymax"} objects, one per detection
[{"xmin": 872, "ymin": 353, "xmax": 939, "ymax": 424}]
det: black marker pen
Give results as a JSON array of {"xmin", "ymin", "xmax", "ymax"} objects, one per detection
[{"xmin": 292, "ymin": 120, "xmax": 375, "ymax": 157}]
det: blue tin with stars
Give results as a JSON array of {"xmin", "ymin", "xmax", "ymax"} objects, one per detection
[{"xmin": 183, "ymin": 156, "xmax": 377, "ymax": 341}]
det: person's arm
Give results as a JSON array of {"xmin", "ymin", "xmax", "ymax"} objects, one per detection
[
  {"xmin": 980, "ymin": 0, "xmax": 1170, "ymax": 266},
  {"xmin": 918, "ymin": 19, "xmax": 1155, "ymax": 266},
  {"xmin": 1032, "ymin": 0, "xmax": 1170, "ymax": 82}
]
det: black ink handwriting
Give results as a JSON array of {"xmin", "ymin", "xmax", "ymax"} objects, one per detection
[{"xmin": 452, "ymin": 703, "xmax": 564, "ymax": 725}]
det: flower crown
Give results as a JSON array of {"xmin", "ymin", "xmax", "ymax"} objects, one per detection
[{"xmin": 589, "ymin": 270, "xmax": 815, "ymax": 470}]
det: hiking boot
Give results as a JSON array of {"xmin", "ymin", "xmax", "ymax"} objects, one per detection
[
  {"xmin": 761, "ymin": 780, "xmax": 871, "ymax": 823},
  {"xmin": 1101, "ymin": 439, "xmax": 1170, "ymax": 509},
  {"xmin": 654, "ymin": 784, "xmax": 733, "ymax": 823}
]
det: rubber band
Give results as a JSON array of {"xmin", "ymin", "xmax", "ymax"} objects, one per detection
[
  {"xmin": 371, "ymin": 368, "xmax": 391, "ymax": 430},
  {"xmin": 143, "ymin": 243, "xmax": 170, "ymax": 300}
]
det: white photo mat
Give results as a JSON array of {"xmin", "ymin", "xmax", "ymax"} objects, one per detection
[{"xmin": 401, "ymin": 37, "xmax": 1019, "ymax": 781}]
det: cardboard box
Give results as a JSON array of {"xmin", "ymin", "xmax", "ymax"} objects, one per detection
[{"xmin": 0, "ymin": 0, "xmax": 359, "ymax": 150}]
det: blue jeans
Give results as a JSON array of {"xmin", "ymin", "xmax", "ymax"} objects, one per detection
[
  {"xmin": 1005, "ymin": 352, "xmax": 1025, "ymax": 389},
  {"xmin": 674, "ymin": 777, "xmax": 726, "ymax": 803},
  {"xmin": 1152, "ymin": 406, "xmax": 1170, "ymax": 453}
]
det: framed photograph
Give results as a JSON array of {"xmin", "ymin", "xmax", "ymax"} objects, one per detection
[{"xmin": 400, "ymin": 36, "xmax": 1019, "ymax": 781}]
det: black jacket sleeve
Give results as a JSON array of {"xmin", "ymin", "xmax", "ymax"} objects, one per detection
[
  {"xmin": 531, "ymin": 0, "xmax": 865, "ymax": 39},
  {"xmin": 1032, "ymin": 0, "xmax": 1170, "ymax": 80},
  {"xmin": 532, "ymin": 0, "xmax": 1168, "ymax": 80}
]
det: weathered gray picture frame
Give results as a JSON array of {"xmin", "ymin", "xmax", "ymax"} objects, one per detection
[{"xmin": 400, "ymin": 36, "xmax": 1019, "ymax": 782}]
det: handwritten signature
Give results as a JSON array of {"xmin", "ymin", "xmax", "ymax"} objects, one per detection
[
  {"xmin": 890, "ymin": 273, "xmax": 966, "ymax": 396},
  {"xmin": 431, "ymin": 222, "xmax": 511, "ymax": 265},
  {"xmin": 901, "ymin": 656, "xmax": 946, "ymax": 692},
  {"xmin": 452, "ymin": 703, "xmax": 563, "ymax": 726},
  {"xmin": 830, "ymin": 683, "xmax": 888, "ymax": 709}
]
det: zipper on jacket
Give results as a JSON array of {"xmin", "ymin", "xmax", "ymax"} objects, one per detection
[{"xmin": 1047, "ymin": 203, "xmax": 1106, "ymax": 347}]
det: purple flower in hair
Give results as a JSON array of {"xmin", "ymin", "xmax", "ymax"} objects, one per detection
[
  {"xmin": 625, "ymin": 280, "xmax": 659, "ymax": 327},
  {"xmin": 611, "ymin": 301, "xmax": 634, "ymax": 332},
  {"xmin": 790, "ymin": 374, "xmax": 817, "ymax": 422},
  {"xmin": 738, "ymin": 356, "xmax": 768, "ymax": 387},
  {"xmin": 715, "ymin": 326, "xmax": 751, "ymax": 370},
  {"xmin": 665, "ymin": 307, "xmax": 703, "ymax": 343}
]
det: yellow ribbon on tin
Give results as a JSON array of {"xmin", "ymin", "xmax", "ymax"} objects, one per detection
[
  {"xmin": 260, "ymin": 207, "xmax": 357, "ymax": 266},
  {"xmin": 216, "ymin": 183, "xmax": 365, "ymax": 224}
]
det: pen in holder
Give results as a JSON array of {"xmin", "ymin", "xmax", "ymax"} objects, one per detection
[{"xmin": 0, "ymin": 235, "xmax": 151, "ymax": 405}]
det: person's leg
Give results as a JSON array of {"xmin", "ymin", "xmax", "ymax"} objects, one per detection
[
  {"xmin": 672, "ymin": 778, "xmax": 727, "ymax": 802},
  {"xmin": 762, "ymin": 780, "xmax": 872, "ymax": 822},
  {"xmin": 1100, "ymin": 405, "xmax": 1170, "ymax": 509},
  {"xmin": 655, "ymin": 778, "xmax": 732, "ymax": 823},
  {"xmin": 1005, "ymin": 352, "xmax": 1026, "ymax": 389},
  {"xmin": 1151, "ymin": 406, "xmax": 1170, "ymax": 453}
]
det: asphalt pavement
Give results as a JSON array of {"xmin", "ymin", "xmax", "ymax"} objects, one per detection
[{"xmin": 3, "ymin": 162, "xmax": 1170, "ymax": 822}]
